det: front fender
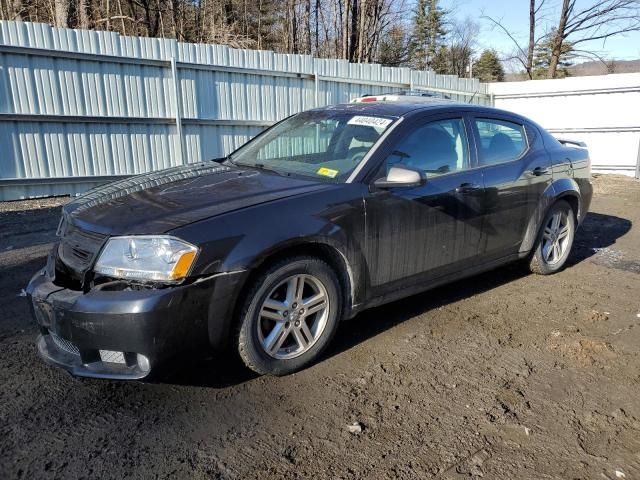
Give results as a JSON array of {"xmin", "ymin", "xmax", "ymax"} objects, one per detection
[
  {"xmin": 215, "ymin": 211, "xmax": 368, "ymax": 317},
  {"xmin": 169, "ymin": 185, "xmax": 368, "ymax": 343}
]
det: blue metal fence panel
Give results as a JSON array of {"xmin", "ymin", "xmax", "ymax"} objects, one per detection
[{"xmin": 0, "ymin": 21, "xmax": 490, "ymax": 201}]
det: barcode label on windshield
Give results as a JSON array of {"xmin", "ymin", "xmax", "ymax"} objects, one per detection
[{"xmin": 347, "ymin": 116, "xmax": 392, "ymax": 129}]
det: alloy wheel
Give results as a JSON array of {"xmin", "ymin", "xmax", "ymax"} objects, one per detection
[
  {"xmin": 541, "ymin": 210, "xmax": 571, "ymax": 265},
  {"xmin": 257, "ymin": 274, "xmax": 330, "ymax": 359}
]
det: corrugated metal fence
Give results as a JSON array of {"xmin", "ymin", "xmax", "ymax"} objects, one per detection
[
  {"xmin": 489, "ymin": 73, "xmax": 640, "ymax": 178},
  {"xmin": 0, "ymin": 21, "xmax": 490, "ymax": 201}
]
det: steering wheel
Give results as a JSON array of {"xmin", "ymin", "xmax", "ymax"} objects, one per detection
[{"xmin": 349, "ymin": 149, "xmax": 368, "ymax": 164}]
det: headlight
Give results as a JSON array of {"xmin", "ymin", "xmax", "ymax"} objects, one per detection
[{"xmin": 94, "ymin": 236, "xmax": 199, "ymax": 282}]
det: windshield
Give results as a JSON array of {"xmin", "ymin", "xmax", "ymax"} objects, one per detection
[{"xmin": 229, "ymin": 111, "xmax": 397, "ymax": 182}]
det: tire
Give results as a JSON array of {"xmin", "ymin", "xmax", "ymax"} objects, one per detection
[
  {"xmin": 529, "ymin": 200, "xmax": 576, "ymax": 275},
  {"xmin": 236, "ymin": 256, "xmax": 342, "ymax": 376}
]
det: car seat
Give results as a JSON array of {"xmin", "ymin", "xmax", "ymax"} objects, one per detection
[
  {"xmin": 486, "ymin": 132, "xmax": 518, "ymax": 164},
  {"xmin": 345, "ymin": 125, "xmax": 381, "ymax": 163},
  {"xmin": 403, "ymin": 127, "xmax": 458, "ymax": 174}
]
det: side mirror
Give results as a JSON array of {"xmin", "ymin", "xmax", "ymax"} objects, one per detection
[{"xmin": 373, "ymin": 165, "xmax": 426, "ymax": 189}]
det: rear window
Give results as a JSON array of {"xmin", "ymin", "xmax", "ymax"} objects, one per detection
[{"xmin": 475, "ymin": 118, "xmax": 528, "ymax": 166}]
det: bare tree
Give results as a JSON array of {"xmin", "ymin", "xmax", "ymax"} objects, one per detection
[
  {"xmin": 341, "ymin": 0, "xmax": 349, "ymax": 59},
  {"xmin": 444, "ymin": 17, "xmax": 479, "ymax": 76},
  {"xmin": 16, "ymin": 0, "xmax": 24, "ymax": 20},
  {"xmin": 527, "ymin": 0, "xmax": 544, "ymax": 77},
  {"xmin": 357, "ymin": 0, "xmax": 366, "ymax": 61},
  {"xmin": 4, "ymin": 0, "xmax": 404, "ymax": 66},
  {"xmin": 548, "ymin": 0, "xmax": 640, "ymax": 78},
  {"xmin": 0, "ymin": 0, "xmax": 22, "ymax": 20},
  {"xmin": 76, "ymin": 0, "xmax": 90, "ymax": 29},
  {"xmin": 482, "ymin": 0, "xmax": 546, "ymax": 80},
  {"xmin": 54, "ymin": 0, "xmax": 69, "ymax": 27}
]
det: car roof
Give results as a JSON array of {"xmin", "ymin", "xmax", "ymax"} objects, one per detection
[{"xmin": 310, "ymin": 100, "xmax": 521, "ymax": 119}]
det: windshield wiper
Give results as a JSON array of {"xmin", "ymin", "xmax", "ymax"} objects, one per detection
[
  {"xmin": 210, "ymin": 155, "xmax": 230, "ymax": 164},
  {"xmin": 234, "ymin": 161, "xmax": 289, "ymax": 177}
]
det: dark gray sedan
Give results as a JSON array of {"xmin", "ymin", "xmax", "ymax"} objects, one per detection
[{"xmin": 27, "ymin": 98, "xmax": 592, "ymax": 379}]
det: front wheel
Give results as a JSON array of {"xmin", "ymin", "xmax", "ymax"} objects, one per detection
[
  {"xmin": 236, "ymin": 256, "xmax": 342, "ymax": 376},
  {"xmin": 529, "ymin": 200, "xmax": 576, "ymax": 275}
]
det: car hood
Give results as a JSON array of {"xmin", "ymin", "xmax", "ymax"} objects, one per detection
[{"xmin": 63, "ymin": 162, "xmax": 331, "ymax": 236}]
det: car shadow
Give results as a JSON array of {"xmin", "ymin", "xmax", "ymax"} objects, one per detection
[
  {"xmin": 152, "ymin": 211, "xmax": 632, "ymax": 389},
  {"xmin": 566, "ymin": 211, "xmax": 632, "ymax": 265},
  {"xmin": 155, "ymin": 350, "xmax": 260, "ymax": 388}
]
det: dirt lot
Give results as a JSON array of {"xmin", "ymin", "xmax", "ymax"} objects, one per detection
[{"xmin": 1, "ymin": 175, "xmax": 639, "ymax": 479}]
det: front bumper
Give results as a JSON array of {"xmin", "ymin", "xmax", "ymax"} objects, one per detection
[{"xmin": 26, "ymin": 268, "xmax": 246, "ymax": 380}]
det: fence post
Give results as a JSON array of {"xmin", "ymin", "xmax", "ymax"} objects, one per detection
[
  {"xmin": 636, "ymin": 134, "xmax": 640, "ymax": 180},
  {"xmin": 170, "ymin": 56, "xmax": 185, "ymax": 165},
  {"xmin": 314, "ymin": 72, "xmax": 320, "ymax": 107}
]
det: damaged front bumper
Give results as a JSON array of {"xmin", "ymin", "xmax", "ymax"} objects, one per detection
[{"xmin": 26, "ymin": 268, "xmax": 246, "ymax": 380}]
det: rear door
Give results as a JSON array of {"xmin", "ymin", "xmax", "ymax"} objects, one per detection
[
  {"xmin": 363, "ymin": 114, "xmax": 486, "ymax": 293},
  {"xmin": 470, "ymin": 115, "xmax": 552, "ymax": 260}
]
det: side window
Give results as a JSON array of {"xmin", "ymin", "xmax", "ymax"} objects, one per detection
[
  {"xmin": 475, "ymin": 118, "xmax": 527, "ymax": 166},
  {"xmin": 384, "ymin": 118, "xmax": 469, "ymax": 177}
]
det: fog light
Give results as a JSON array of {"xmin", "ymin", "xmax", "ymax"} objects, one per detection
[
  {"xmin": 137, "ymin": 353, "xmax": 151, "ymax": 372},
  {"xmin": 99, "ymin": 350, "xmax": 125, "ymax": 364}
]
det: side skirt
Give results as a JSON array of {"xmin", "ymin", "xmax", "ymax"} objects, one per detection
[{"xmin": 350, "ymin": 252, "xmax": 526, "ymax": 317}]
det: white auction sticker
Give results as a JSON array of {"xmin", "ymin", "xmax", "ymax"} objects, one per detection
[{"xmin": 347, "ymin": 116, "xmax": 392, "ymax": 129}]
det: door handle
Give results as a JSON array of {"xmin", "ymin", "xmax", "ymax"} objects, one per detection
[
  {"xmin": 455, "ymin": 183, "xmax": 482, "ymax": 194},
  {"xmin": 532, "ymin": 166, "xmax": 550, "ymax": 176}
]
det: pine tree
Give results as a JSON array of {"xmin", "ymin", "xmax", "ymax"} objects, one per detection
[
  {"xmin": 473, "ymin": 49, "xmax": 505, "ymax": 82},
  {"xmin": 425, "ymin": 0, "xmax": 447, "ymax": 69},
  {"xmin": 533, "ymin": 31, "xmax": 576, "ymax": 79},
  {"xmin": 432, "ymin": 45, "xmax": 450, "ymax": 74},
  {"xmin": 410, "ymin": 0, "xmax": 447, "ymax": 71},
  {"xmin": 377, "ymin": 24, "xmax": 409, "ymax": 67}
]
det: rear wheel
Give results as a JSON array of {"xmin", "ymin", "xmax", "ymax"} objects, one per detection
[
  {"xmin": 529, "ymin": 200, "xmax": 576, "ymax": 275},
  {"xmin": 237, "ymin": 256, "xmax": 341, "ymax": 375}
]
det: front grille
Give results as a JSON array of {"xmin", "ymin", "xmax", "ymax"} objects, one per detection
[
  {"xmin": 50, "ymin": 331, "xmax": 80, "ymax": 356},
  {"xmin": 57, "ymin": 218, "xmax": 107, "ymax": 274}
]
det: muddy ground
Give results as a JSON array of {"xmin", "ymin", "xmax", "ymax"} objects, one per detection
[{"xmin": 1, "ymin": 175, "xmax": 639, "ymax": 479}]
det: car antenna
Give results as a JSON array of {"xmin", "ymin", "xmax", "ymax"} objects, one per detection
[{"xmin": 468, "ymin": 90, "xmax": 478, "ymax": 104}]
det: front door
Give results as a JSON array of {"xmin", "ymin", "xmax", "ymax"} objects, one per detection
[{"xmin": 364, "ymin": 115, "xmax": 486, "ymax": 294}]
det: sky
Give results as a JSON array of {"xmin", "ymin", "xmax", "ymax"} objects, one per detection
[{"xmin": 441, "ymin": 0, "xmax": 640, "ymax": 65}]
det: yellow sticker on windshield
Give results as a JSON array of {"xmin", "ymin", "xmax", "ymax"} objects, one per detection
[{"xmin": 317, "ymin": 167, "xmax": 339, "ymax": 178}]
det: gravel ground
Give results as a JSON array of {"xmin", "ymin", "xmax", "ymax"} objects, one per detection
[{"xmin": 1, "ymin": 175, "xmax": 639, "ymax": 479}]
